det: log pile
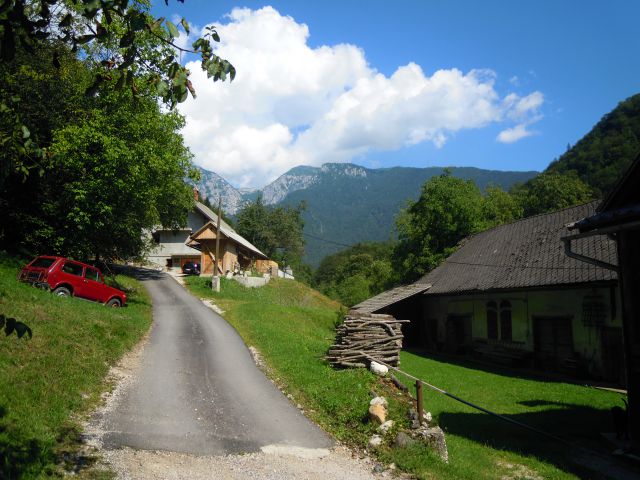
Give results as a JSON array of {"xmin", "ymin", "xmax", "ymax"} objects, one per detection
[{"xmin": 327, "ymin": 311, "xmax": 408, "ymax": 368}]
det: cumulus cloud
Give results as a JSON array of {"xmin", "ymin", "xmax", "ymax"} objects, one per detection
[
  {"xmin": 178, "ymin": 7, "xmax": 544, "ymax": 187},
  {"xmin": 497, "ymin": 124, "xmax": 535, "ymax": 144}
]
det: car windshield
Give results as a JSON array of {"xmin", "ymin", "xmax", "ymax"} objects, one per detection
[{"xmin": 30, "ymin": 257, "xmax": 56, "ymax": 269}]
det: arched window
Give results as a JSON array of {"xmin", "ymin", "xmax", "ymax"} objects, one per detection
[
  {"xmin": 500, "ymin": 300, "xmax": 512, "ymax": 341},
  {"xmin": 486, "ymin": 301, "xmax": 498, "ymax": 340}
]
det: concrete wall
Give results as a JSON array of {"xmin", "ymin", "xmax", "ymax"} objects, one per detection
[{"xmin": 421, "ymin": 284, "xmax": 622, "ymax": 381}]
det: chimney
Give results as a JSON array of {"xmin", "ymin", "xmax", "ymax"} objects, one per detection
[{"xmin": 193, "ymin": 187, "xmax": 200, "ymax": 202}]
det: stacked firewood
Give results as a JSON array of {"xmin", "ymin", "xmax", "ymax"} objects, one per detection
[{"xmin": 327, "ymin": 311, "xmax": 408, "ymax": 368}]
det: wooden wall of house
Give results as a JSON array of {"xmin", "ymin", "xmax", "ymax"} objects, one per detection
[
  {"xmin": 420, "ymin": 285, "xmax": 624, "ymax": 382},
  {"xmin": 255, "ymin": 259, "xmax": 278, "ymax": 275},
  {"xmin": 200, "ymin": 239, "xmax": 236, "ymax": 275}
]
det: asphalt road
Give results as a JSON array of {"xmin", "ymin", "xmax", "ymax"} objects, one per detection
[{"xmin": 100, "ymin": 269, "xmax": 333, "ymax": 456}]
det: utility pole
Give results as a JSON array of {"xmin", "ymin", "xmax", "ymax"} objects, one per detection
[{"xmin": 212, "ymin": 197, "xmax": 222, "ymax": 292}]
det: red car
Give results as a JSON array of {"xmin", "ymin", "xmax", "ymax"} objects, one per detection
[{"xmin": 18, "ymin": 256, "xmax": 127, "ymax": 307}]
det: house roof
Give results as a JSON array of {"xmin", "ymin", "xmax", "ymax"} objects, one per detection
[
  {"xmin": 188, "ymin": 202, "xmax": 268, "ymax": 259},
  {"xmin": 351, "ymin": 283, "xmax": 432, "ymax": 313},
  {"xmin": 573, "ymin": 154, "xmax": 640, "ymax": 233},
  {"xmin": 420, "ymin": 201, "xmax": 617, "ymax": 295}
]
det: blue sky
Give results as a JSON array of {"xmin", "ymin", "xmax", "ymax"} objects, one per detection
[{"xmin": 153, "ymin": 1, "xmax": 640, "ymax": 187}]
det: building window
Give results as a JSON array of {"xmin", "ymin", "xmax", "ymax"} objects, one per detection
[
  {"xmin": 486, "ymin": 301, "xmax": 498, "ymax": 339},
  {"xmin": 500, "ymin": 300, "xmax": 512, "ymax": 341}
]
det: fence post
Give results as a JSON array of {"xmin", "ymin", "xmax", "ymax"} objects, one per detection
[{"xmin": 416, "ymin": 379, "xmax": 424, "ymax": 425}]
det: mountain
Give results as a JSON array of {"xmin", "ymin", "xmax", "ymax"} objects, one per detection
[
  {"xmin": 193, "ymin": 163, "xmax": 537, "ymax": 266},
  {"xmin": 195, "ymin": 167, "xmax": 247, "ymax": 214},
  {"xmin": 276, "ymin": 163, "xmax": 537, "ymax": 266},
  {"xmin": 545, "ymin": 93, "xmax": 640, "ymax": 197}
]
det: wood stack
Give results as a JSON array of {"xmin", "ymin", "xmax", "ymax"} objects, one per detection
[{"xmin": 327, "ymin": 310, "xmax": 408, "ymax": 368}]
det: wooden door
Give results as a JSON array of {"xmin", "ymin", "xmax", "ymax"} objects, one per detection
[
  {"xmin": 601, "ymin": 327, "xmax": 625, "ymax": 384},
  {"xmin": 533, "ymin": 316, "xmax": 574, "ymax": 371},
  {"xmin": 446, "ymin": 315, "xmax": 472, "ymax": 354}
]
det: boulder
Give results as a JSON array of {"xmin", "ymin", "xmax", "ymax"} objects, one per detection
[
  {"xmin": 370, "ymin": 361, "xmax": 389, "ymax": 376},
  {"xmin": 369, "ymin": 403, "xmax": 387, "ymax": 424},
  {"xmin": 370, "ymin": 396, "xmax": 388, "ymax": 407},
  {"xmin": 423, "ymin": 426, "xmax": 448, "ymax": 463},
  {"xmin": 377, "ymin": 420, "xmax": 394, "ymax": 435},
  {"xmin": 393, "ymin": 431, "xmax": 416, "ymax": 449},
  {"xmin": 368, "ymin": 434, "xmax": 383, "ymax": 449}
]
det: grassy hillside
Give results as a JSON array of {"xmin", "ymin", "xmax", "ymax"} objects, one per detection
[
  {"xmin": 185, "ymin": 277, "xmax": 633, "ymax": 479},
  {"xmin": 0, "ymin": 255, "xmax": 152, "ymax": 478}
]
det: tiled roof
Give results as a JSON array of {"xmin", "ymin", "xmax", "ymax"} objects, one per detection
[
  {"xmin": 421, "ymin": 201, "xmax": 617, "ymax": 295},
  {"xmin": 351, "ymin": 283, "xmax": 432, "ymax": 313},
  {"xmin": 190, "ymin": 202, "xmax": 268, "ymax": 259}
]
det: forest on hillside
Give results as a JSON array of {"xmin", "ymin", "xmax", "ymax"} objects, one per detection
[{"xmin": 312, "ymin": 94, "xmax": 640, "ymax": 306}]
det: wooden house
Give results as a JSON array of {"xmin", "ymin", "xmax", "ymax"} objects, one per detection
[
  {"xmin": 354, "ymin": 202, "xmax": 624, "ymax": 383},
  {"xmin": 146, "ymin": 200, "xmax": 217, "ymax": 270},
  {"xmin": 147, "ymin": 194, "xmax": 277, "ymax": 275},
  {"xmin": 186, "ymin": 206, "xmax": 277, "ymax": 276}
]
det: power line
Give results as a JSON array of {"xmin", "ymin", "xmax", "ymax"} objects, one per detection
[{"xmin": 303, "ymin": 232, "xmax": 356, "ymax": 248}]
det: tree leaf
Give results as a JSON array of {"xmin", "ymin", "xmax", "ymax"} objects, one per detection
[
  {"xmin": 180, "ymin": 18, "xmax": 190, "ymax": 35},
  {"xmin": 165, "ymin": 20, "xmax": 179, "ymax": 38}
]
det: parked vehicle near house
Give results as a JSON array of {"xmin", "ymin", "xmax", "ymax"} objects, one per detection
[
  {"xmin": 18, "ymin": 256, "xmax": 127, "ymax": 307},
  {"xmin": 181, "ymin": 261, "xmax": 200, "ymax": 275}
]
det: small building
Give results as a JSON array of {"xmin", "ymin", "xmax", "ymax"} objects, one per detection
[
  {"xmin": 186, "ymin": 211, "xmax": 277, "ymax": 276},
  {"xmin": 354, "ymin": 202, "xmax": 624, "ymax": 383},
  {"xmin": 147, "ymin": 193, "xmax": 277, "ymax": 275}
]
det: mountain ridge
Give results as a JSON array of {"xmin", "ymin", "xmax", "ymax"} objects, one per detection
[{"xmin": 194, "ymin": 162, "xmax": 538, "ymax": 265}]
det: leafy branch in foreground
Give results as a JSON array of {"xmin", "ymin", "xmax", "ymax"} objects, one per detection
[
  {"xmin": 1, "ymin": 0, "xmax": 234, "ymax": 106},
  {"xmin": 0, "ymin": 0, "xmax": 235, "ymax": 178}
]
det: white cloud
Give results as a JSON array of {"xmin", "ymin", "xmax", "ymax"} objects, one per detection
[
  {"xmin": 497, "ymin": 124, "xmax": 534, "ymax": 144},
  {"xmin": 178, "ymin": 7, "xmax": 544, "ymax": 187}
]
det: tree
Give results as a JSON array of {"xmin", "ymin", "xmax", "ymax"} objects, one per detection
[
  {"xmin": 481, "ymin": 185, "xmax": 523, "ymax": 228},
  {"xmin": 0, "ymin": 42, "xmax": 197, "ymax": 259},
  {"xmin": 392, "ymin": 171, "xmax": 486, "ymax": 282},
  {"xmin": 313, "ymin": 242, "xmax": 394, "ymax": 306},
  {"xmin": 1, "ymin": 0, "xmax": 234, "ymax": 181},
  {"xmin": 511, "ymin": 171, "xmax": 594, "ymax": 217},
  {"xmin": 235, "ymin": 197, "xmax": 307, "ymax": 274}
]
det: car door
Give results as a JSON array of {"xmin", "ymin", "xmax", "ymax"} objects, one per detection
[
  {"xmin": 59, "ymin": 260, "xmax": 87, "ymax": 296},
  {"xmin": 82, "ymin": 266, "xmax": 106, "ymax": 302}
]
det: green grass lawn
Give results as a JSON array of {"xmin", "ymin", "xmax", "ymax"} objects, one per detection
[
  {"xmin": 0, "ymin": 255, "xmax": 152, "ymax": 479},
  {"xmin": 184, "ymin": 276, "xmax": 631, "ymax": 480}
]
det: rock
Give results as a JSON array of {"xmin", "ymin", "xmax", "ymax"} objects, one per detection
[
  {"xmin": 372, "ymin": 463, "xmax": 384, "ymax": 473},
  {"xmin": 377, "ymin": 420, "xmax": 394, "ymax": 434},
  {"xmin": 368, "ymin": 434, "xmax": 383, "ymax": 449},
  {"xmin": 424, "ymin": 411, "xmax": 433, "ymax": 423},
  {"xmin": 369, "ymin": 403, "xmax": 387, "ymax": 424},
  {"xmin": 370, "ymin": 361, "xmax": 388, "ymax": 376},
  {"xmin": 370, "ymin": 396, "xmax": 388, "ymax": 407},
  {"xmin": 394, "ymin": 431, "xmax": 417, "ymax": 449},
  {"xmin": 424, "ymin": 426, "xmax": 448, "ymax": 463},
  {"xmin": 407, "ymin": 408, "xmax": 418, "ymax": 421},
  {"xmin": 410, "ymin": 419, "xmax": 421, "ymax": 430},
  {"xmin": 388, "ymin": 463, "xmax": 396, "ymax": 471}
]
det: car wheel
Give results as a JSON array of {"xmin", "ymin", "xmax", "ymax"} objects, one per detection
[
  {"xmin": 106, "ymin": 298, "xmax": 121, "ymax": 308},
  {"xmin": 52, "ymin": 286, "xmax": 71, "ymax": 297}
]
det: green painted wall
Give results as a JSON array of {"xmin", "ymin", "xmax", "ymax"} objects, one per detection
[{"xmin": 421, "ymin": 284, "xmax": 622, "ymax": 379}]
